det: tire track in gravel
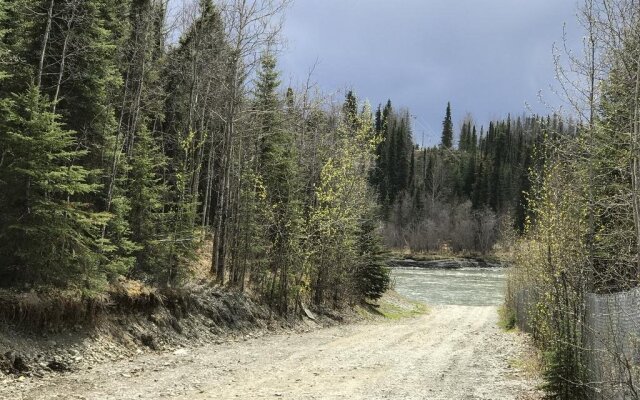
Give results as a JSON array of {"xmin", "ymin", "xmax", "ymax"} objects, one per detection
[{"xmin": 1, "ymin": 305, "xmax": 541, "ymax": 400}]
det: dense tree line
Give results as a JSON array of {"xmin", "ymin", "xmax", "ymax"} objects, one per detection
[
  {"xmin": 371, "ymin": 99, "xmax": 574, "ymax": 253},
  {"xmin": 0, "ymin": 0, "xmax": 389, "ymax": 310},
  {"xmin": 506, "ymin": 0, "xmax": 640, "ymax": 397}
]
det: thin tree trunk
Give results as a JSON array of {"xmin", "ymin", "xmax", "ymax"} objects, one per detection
[
  {"xmin": 127, "ymin": 50, "xmax": 147, "ymax": 156},
  {"xmin": 52, "ymin": 2, "xmax": 78, "ymax": 113},
  {"xmin": 37, "ymin": 0, "xmax": 55, "ymax": 90},
  {"xmin": 202, "ymin": 132, "xmax": 217, "ymax": 230},
  {"xmin": 212, "ymin": 118, "xmax": 232, "ymax": 282}
]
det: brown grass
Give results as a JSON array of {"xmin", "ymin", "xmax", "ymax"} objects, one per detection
[{"xmin": 0, "ymin": 289, "xmax": 110, "ymax": 330}]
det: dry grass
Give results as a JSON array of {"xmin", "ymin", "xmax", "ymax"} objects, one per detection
[
  {"xmin": 188, "ymin": 240, "xmax": 214, "ymax": 283},
  {"xmin": 510, "ymin": 343, "xmax": 544, "ymax": 381},
  {"xmin": 0, "ymin": 289, "xmax": 110, "ymax": 330},
  {"xmin": 108, "ymin": 278, "xmax": 163, "ymax": 309}
]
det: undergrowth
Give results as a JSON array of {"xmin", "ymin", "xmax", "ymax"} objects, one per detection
[{"xmin": 498, "ymin": 304, "xmax": 517, "ymax": 331}]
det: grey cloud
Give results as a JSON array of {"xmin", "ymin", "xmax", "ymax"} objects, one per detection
[{"xmin": 280, "ymin": 0, "xmax": 582, "ymax": 146}]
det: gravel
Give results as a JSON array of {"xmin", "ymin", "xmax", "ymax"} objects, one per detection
[{"xmin": 0, "ymin": 305, "xmax": 542, "ymax": 400}]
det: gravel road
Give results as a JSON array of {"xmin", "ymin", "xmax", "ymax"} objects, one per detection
[{"xmin": 2, "ymin": 305, "xmax": 540, "ymax": 400}]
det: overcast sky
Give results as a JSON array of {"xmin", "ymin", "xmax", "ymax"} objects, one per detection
[{"xmin": 279, "ymin": 0, "xmax": 583, "ymax": 146}]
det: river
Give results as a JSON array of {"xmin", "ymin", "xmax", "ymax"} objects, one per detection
[{"xmin": 391, "ymin": 266, "xmax": 506, "ymax": 306}]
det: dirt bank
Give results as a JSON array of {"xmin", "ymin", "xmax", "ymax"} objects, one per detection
[
  {"xmin": 0, "ymin": 285, "xmax": 356, "ymax": 380},
  {"xmin": 1, "ymin": 304, "xmax": 541, "ymax": 400}
]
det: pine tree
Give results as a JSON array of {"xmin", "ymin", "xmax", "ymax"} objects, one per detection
[
  {"xmin": 128, "ymin": 125, "xmax": 168, "ymax": 278},
  {"xmin": 343, "ymin": 90, "xmax": 358, "ymax": 132},
  {"xmin": 254, "ymin": 52, "xmax": 300, "ymax": 312},
  {"xmin": 355, "ymin": 215, "xmax": 390, "ymax": 301},
  {"xmin": 441, "ymin": 102, "xmax": 453, "ymax": 149},
  {"xmin": 0, "ymin": 87, "xmax": 112, "ymax": 288}
]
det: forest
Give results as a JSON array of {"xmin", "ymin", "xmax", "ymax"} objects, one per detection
[
  {"xmin": 0, "ymin": 0, "xmax": 562, "ymax": 312},
  {"xmin": 373, "ymin": 101, "xmax": 576, "ymax": 254},
  {"xmin": 4, "ymin": 0, "xmax": 640, "ymax": 397},
  {"xmin": 0, "ymin": 0, "xmax": 390, "ymax": 312}
]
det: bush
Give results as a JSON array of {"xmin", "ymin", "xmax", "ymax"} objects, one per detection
[
  {"xmin": 356, "ymin": 218, "xmax": 391, "ymax": 301},
  {"xmin": 356, "ymin": 261, "xmax": 391, "ymax": 301},
  {"xmin": 498, "ymin": 304, "xmax": 516, "ymax": 331}
]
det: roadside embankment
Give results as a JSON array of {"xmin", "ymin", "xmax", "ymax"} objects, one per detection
[
  {"xmin": 0, "ymin": 284, "xmax": 420, "ymax": 382},
  {"xmin": 1, "ymin": 303, "xmax": 541, "ymax": 400}
]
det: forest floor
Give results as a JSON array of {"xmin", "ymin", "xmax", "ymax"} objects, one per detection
[{"xmin": 1, "ymin": 299, "xmax": 542, "ymax": 400}]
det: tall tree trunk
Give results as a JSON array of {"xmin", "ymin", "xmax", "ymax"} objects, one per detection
[
  {"xmin": 52, "ymin": 1, "xmax": 80, "ymax": 113},
  {"xmin": 37, "ymin": 0, "xmax": 55, "ymax": 90}
]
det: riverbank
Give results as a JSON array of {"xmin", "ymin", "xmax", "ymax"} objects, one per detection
[{"xmin": 388, "ymin": 250, "xmax": 507, "ymax": 269}]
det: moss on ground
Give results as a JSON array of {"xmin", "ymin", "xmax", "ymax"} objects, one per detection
[{"xmin": 357, "ymin": 290, "xmax": 429, "ymax": 320}]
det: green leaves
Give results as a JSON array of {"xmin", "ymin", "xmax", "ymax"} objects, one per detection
[{"xmin": 0, "ymin": 0, "xmax": 389, "ymax": 308}]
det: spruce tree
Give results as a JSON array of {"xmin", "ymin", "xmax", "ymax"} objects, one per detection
[
  {"xmin": 0, "ymin": 87, "xmax": 112, "ymax": 288},
  {"xmin": 255, "ymin": 52, "xmax": 300, "ymax": 312},
  {"xmin": 441, "ymin": 102, "xmax": 453, "ymax": 149},
  {"xmin": 6, "ymin": 0, "xmax": 137, "ymax": 276},
  {"xmin": 128, "ymin": 125, "xmax": 168, "ymax": 278},
  {"xmin": 343, "ymin": 90, "xmax": 358, "ymax": 132},
  {"xmin": 355, "ymin": 215, "xmax": 390, "ymax": 301},
  {"xmin": 117, "ymin": 0, "xmax": 171, "ymax": 280}
]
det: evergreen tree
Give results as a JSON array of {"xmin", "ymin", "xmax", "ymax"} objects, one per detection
[
  {"xmin": 0, "ymin": 87, "xmax": 112, "ymax": 288},
  {"xmin": 343, "ymin": 90, "xmax": 358, "ymax": 132},
  {"xmin": 118, "ymin": 0, "xmax": 169, "ymax": 279},
  {"xmin": 128, "ymin": 125, "xmax": 168, "ymax": 278},
  {"xmin": 0, "ymin": 0, "xmax": 7, "ymax": 81},
  {"xmin": 441, "ymin": 102, "xmax": 453, "ymax": 149},
  {"xmin": 162, "ymin": 0, "xmax": 226, "ymax": 281},
  {"xmin": 355, "ymin": 215, "xmax": 390, "ymax": 301},
  {"xmin": 254, "ymin": 52, "xmax": 301, "ymax": 312},
  {"xmin": 0, "ymin": 0, "xmax": 393, "ymax": 311}
]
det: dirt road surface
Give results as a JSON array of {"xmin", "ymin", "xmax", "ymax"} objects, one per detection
[{"xmin": 2, "ymin": 305, "xmax": 540, "ymax": 400}]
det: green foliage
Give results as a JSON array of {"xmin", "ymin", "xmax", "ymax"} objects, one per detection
[
  {"xmin": 441, "ymin": 102, "xmax": 453, "ymax": 149},
  {"xmin": 0, "ymin": 0, "xmax": 8, "ymax": 81},
  {"xmin": 355, "ymin": 217, "xmax": 391, "ymax": 301},
  {"xmin": 308, "ymin": 96, "xmax": 382, "ymax": 306},
  {"xmin": 128, "ymin": 125, "xmax": 168, "ymax": 277},
  {"xmin": 252, "ymin": 52, "xmax": 303, "ymax": 312},
  {"xmin": 504, "ymin": 10, "xmax": 640, "ymax": 399},
  {"xmin": 542, "ymin": 345, "xmax": 587, "ymax": 400},
  {"xmin": 497, "ymin": 304, "xmax": 516, "ymax": 331},
  {"xmin": 369, "ymin": 101, "xmax": 414, "ymax": 211},
  {"xmin": 378, "ymin": 106, "xmax": 562, "ymax": 253},
  {"xmin": 507, "ymin": 123, "xmax": 599, "ymax": 398},
  {"xmin": 0, "ymin": 1, "xmax": 391, "ymax": 313},
  {"xmin": 0, "ymin": 87, "xmax": 113, "ymax": 289}
]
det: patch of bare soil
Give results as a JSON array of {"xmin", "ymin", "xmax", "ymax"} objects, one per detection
[{"xmin": 1, "ymin": 303, "xmax": 542, "ymax": 400}]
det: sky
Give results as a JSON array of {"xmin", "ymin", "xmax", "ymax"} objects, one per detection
[{"xmin": 279, "ymin": 0, "xmax": 584, "ymax": 147}]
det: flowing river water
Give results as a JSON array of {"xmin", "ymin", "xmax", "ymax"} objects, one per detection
[{"xmin": 391, "ymin": 266, "xmax": 507, "ymax": 306}]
